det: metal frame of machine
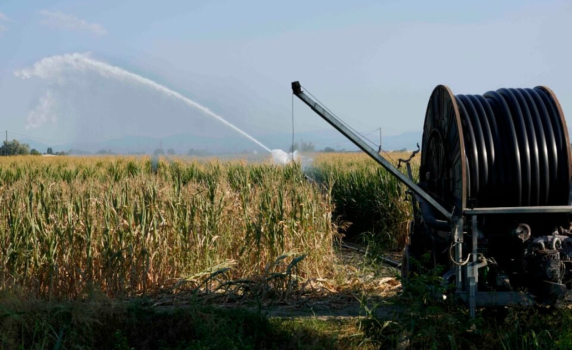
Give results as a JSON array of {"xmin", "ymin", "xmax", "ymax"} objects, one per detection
[{"xmin": 291, "ymin": 81, "xmax": 572, "ymax": 317}]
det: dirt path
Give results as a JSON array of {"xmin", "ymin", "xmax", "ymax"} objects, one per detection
[
  {"xmin": 146, "ymin": 245, "xmax": 404, "ymax": 320},
  {"xmin": 263, "ymin": 245, "xmax": 403, "ymax": 319},
  {"xmin": 256, "ymin": 296, "xmax": 402, "ymax": 320}
]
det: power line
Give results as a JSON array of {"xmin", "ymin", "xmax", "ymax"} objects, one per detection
[
  {"xmin": 311, "ymin": 127, "xmax": 381, "ymax": 146},
  {"xmin": 291, "ymin": 93, "xmax": 295, "ymax": 160},
  {"xmin": 302, "ymin": 86, "xmax": 380, "ymax": 148},
  {"xmin": 300, "ymin": 85, "xmax": 394, "ymax": 158}
]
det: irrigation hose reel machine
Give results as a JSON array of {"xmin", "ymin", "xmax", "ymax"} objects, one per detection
[{"xmin": 292, "ymin": 81, "xmax": 572, "ymax": 316}]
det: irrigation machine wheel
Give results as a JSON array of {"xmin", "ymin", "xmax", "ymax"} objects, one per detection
[{"xmin": 420, "ymin": 85, "xmax": 467, "ymax": 217}]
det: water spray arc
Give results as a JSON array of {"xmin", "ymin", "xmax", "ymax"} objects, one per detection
[{"xmin": 15, "ymin": 53, "xmax": 272, "ymax": 153}]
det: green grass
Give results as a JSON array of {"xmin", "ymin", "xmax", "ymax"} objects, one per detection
[{"xmin": 0, "ymin": 292, "xmax": 369, "ymax": 350}]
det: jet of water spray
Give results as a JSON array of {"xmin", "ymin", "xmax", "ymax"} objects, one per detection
[
  {"xmin": 15, "ymin": 53, "xmax": 272, "ymax": 153},
  {"xmin": 271, "ymin": 149, "xmax": 298, "ymax": 165}
]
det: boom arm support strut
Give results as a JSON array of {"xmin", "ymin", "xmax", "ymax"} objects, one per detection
[{"xmin": 292, "ymin": 81, "xmax": 453, "ymax": 220}]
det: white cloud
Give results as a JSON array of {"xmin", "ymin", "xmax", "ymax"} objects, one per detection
[
  {"xmin": 40, "ymin": 10, "xmax": 107, "ymax": 36},
  {"xmin": 0, "ymin": 12, "xmax": 9, "ymax": 36}
]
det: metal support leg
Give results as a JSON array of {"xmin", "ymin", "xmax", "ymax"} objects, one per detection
[
  {"xmin": 454, "ymin": 217, "xmax": 464, "ymax": 292},
  {"xmin": 469, "ymin": 215, "xmax": 478, "ymax": 317}
]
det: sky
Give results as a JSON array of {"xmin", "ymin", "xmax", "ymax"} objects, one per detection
[{"xmin": 0, "ymin": 0, "xmax": 571, "ymax": 153}]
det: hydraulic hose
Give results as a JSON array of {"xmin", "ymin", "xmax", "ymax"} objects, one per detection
[{"xmin": 455, "ymin": 87, "xmax": 569, "ymax": 207}]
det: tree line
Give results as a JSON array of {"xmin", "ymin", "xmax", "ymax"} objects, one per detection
[
  {"xmin": 0, "ymin": 140, "xmax": 65, "ymax": 156},
  {"xmin": 0, "ymin": 138, "xmax": 363, "ymax": 157}
]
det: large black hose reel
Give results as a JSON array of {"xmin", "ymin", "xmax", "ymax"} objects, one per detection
[
  {"xmin": 420, "ymin": 85, "xmax": 572, "ymax": 216},
  {"xmin": 291, "ymin": 80, "xmax": 572, "ymax": 311}
]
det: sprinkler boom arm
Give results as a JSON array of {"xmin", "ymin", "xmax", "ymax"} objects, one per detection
[{"xmin": 291, "ymin": 81, "xmax": 453, "ymax": 220}]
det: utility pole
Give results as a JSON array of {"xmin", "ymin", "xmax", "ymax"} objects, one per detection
[
  {"xmin": 4, "ymin": 130, "xmax": 6, "ymax": 156},
  {"xmin": 378, "ymin": 128, "xmax": 382, "ymax": 154}
]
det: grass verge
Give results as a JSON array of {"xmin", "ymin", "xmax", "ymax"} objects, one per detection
[{"xmin": 0, "ymin": 291, "xmax": 370, "ymax": 350}]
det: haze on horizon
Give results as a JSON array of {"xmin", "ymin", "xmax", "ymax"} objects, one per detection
[{"xmin": 0, "ymin": 0, "xmax": 571, "ymax": 153}]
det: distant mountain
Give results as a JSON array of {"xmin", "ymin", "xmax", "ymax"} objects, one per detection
[
  {"xmin": 259, "ymin": 129, "xmax": 423, "ymax": 152},
  {"xmin": 33, "ymin": 134, "xmax": 269, "ymax": 155},
  {"xmin": 11, "ymin": 125, "xmax": 571, "ymax": 156},
  {"xmin": 11, "ymin": 129, "xmax": 424, "ymax": 155},
  {"xmin": 17, "ymin": 138, "xmax": 50, "ymax": 153}
]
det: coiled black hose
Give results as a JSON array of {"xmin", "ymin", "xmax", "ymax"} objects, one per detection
[{"xmin": 455, "ymin": 87, "xmax": 569, "ymax": 207}]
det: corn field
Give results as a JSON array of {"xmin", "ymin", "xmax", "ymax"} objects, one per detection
[
  {"xmin": 309, "ymin": 152, "xmax": 418, "ymax": 249},
  {"xmin": 0, "ymin": 156, "xmax": 338, "ymax": 298},
  {"xmin": 0, "ymin": 153, "xmax": 415, "ymax": 299}
]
